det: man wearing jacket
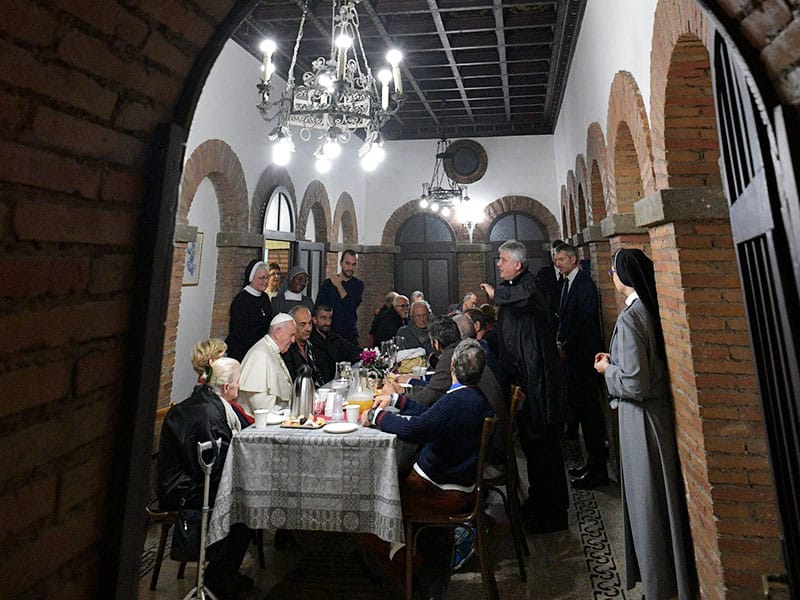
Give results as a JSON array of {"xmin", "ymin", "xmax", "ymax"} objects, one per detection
[{"xmin": 481, "ymin": 239, "xmax": 568, "ymax": 533}]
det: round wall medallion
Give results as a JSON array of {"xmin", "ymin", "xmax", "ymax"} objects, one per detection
[{"xmin": 443, "ymin": 139, "xmax": 488, "ymax": 184}]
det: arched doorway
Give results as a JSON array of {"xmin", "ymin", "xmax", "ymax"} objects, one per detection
[
  {"xmin": 395, "ymin": 213, "xmax": 456, "ymax": 315},
  {"xmin": 484, "ymin": 211, "xmax": 549, "ymax": 288}
]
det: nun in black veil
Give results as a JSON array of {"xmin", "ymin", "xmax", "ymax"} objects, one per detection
[
  {"xmin": 225, "ymin": 259, "xmax": 273, "ymax": 361},
  {"xmin": 594, "ymin": 249, "xmax": 697, "ymax": 599}
]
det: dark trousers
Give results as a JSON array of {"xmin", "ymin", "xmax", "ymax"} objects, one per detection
[
  {"xmin": 205, "ymin": 523, "xmax": 251, "ymax": 580},
  {"xmin": 567, "ymin": 367, "xmax": 608, "ymax": 465},
  {"xmin": 519, "ymin": 424, "xmax": 569, "ymax": 517}
]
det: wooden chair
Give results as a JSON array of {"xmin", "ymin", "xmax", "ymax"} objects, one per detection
[
  {"xmin": 404, "ymin": 416, "xmax": 500, "ymax": 600},
  {"xmin": 145, "ymin": 500, "xmax": 187, "ymax": 590},
  {"xmin": 485, "ymin": 384, "xmax": 530, "ymax": 582}
]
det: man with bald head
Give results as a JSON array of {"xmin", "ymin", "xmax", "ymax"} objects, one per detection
[
  {"xmin": 238, "ymin": 313, "xmax": 297, "ymax": 415},
  {"xmin": 281, "ymin": 305, "xmax": 325, "ymax": 387}
]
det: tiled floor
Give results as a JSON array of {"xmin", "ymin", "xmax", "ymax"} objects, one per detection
[{"xmin": 138, "ymin": 441, "xmax": 643, "ymax": 599}]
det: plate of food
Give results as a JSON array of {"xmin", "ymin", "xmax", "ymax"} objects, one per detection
[
  {"xmin": 323, "ymin": 422, "xmax": 358, "ymax": 434},
  {"xmin": 280, "ymin": 415, "xmax": 326, "ymax": 429}
]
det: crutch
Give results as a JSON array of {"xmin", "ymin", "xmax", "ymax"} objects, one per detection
[{"xmin": 183, "ymin": 438, "xmax": 222, "ymax": 600}]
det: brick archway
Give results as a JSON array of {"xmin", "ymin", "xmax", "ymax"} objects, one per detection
[
  {"xmin": 332, "ymin": 192, "xmax": 358, "ymax": 244},
  {"xmin": 296, "ymin": 180, "xmax": 331, "ymax": 242},
  {"xmin": 650, "ymin": 0, "xmax": 719, "ymax": 190},
  {"xmin": 566, "ymin": 170, "xmax": 578, "ymax": 235},
  {"xmin": 586, "ymin": 121, "xmax": 611, "ymax": 221},
  {"xmin": 179, "ymin": 139, "xmax": 248, "ymax": 229},
  {"xmin": 381, "ymin": 200, "xmax": 476, "ymax": 244},
  {"xmin": 250, "ymin": 164, "xmax": 297, "ymax": 234},
  {"xmin": 475, "ymin": 195, "xmax": 560, "ymax": 243},
  {"xmin": 161, "ymin": 139, "xmax": 250, "ymax": 407},
  {"xmin": 607, "ymin": 71, "xmax": 655, "ymax": 213},
  {"xmin": 574, "ymin": 154, "xmax": 589, "ymax": 231}
]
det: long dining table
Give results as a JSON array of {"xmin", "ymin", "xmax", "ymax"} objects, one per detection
[{"xmin": 206, "ymin": 423, "xmax": 405, "ymax": 547}]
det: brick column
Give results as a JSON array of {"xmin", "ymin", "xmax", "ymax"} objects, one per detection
[
  {"xmin": 600, "ymin": 214, "xmax": 650, "ymax": 319},
  {"xmin": 636, "ymin": 187, "xmax": 783, "ymax": 598},
  {"xmin": 214, "ymin": 231, "xmax": 265, "ymax": 338}
]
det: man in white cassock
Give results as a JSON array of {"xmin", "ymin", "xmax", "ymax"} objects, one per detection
[{"xmin": 238, "ymin": 312, "xmax": 296, "ymax": 416}]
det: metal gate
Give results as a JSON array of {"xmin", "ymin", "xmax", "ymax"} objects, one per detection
[{"xmin": 712, "ymin": 30, "xmax": 800, "ymax": 594}]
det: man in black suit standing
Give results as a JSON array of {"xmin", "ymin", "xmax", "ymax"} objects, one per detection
[{"xmin": 554, "ymin": 243, "xmax": 610, "ymax": 489}]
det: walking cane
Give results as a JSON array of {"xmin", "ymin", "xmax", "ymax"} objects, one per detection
[{"xmin": 183, "ymin": 438, "xmax": 222, "ymax": 600}]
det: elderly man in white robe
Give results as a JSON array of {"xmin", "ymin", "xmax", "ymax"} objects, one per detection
[{"xmin": 238, "ymin": 312, "xmax": 296, "ymax": 416}]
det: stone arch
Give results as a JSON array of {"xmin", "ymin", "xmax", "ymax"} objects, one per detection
[
  {"xmin": 586, "ymin": 122, "xmax": 611, "ymax": 218},
  {"xmin": 588, "ymin": 159, "xmax": 606, "ymax": 225},
  {"xmin": 332, "ymin": 192, "xmax": 358, "ymax": 244},
  {"xmin": 566, "ymin": 170, "xmax": 578, "ymax": 236},
  {"xmin": 560, "ymin": 186, "xmax": 569, "ymax": 238},
  {"xmin": 464, "ymin": 195, "xmax": 558, "ymax": 244},
  {"xmin": 650, "ymin": 0, "xmax": 719, "ymax": 190},
  {"xmin": 574, "ymin": 154, "xmax": 590, "ymax": 231},
  {"xmin": 296, "ymin": 180, "xmax": 331, "ymax": 242},
  {"xmin": 250, "ymin": 164, "xmax": 297, "ymax": 234},
  {"xmin": 179, "ymin": 139, "xmax": 249, "ymax": 230},
  {"xmin": 606, "ymin": 71, "xmax": 655, "ymax": 212},
  {"xmin": 382, "ymin": 200, "xmax": 478, "ymax": 244}
]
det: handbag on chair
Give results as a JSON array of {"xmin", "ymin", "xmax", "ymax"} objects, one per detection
[{"xmin": 170, "ymin": 508, "xmax": 202, "ymax": 562}]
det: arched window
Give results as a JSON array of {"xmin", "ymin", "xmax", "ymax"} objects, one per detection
[
  {"xmin": 263, "ymin": 186, "xmax": 294, "ymax": 234},
  {"xmin": 486, "ymin": 211, "xmax": 548, "ymax": 287}
]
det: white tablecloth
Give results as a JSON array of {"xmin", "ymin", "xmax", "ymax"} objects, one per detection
[{"xmin": 207, "ymin": 425, "xmax": 404, "ymax": 545}]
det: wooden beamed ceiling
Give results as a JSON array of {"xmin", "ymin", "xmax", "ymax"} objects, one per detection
[{"xmin": 232, "ymin": 0, "xmax": 586, "ymax": 139}]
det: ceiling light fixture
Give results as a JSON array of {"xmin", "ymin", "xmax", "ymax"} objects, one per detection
[
  {"xmin": 257, "ymin": 0, "xmax": 404, "ymax": 171},
  {"xmin": 419, "ymin": 136, "xmax": 469, "ymax": 214}
]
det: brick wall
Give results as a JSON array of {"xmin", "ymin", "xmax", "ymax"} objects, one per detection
[{"xmin": 0, "ymin": 1, "xmax": 238, "ymax": 596}]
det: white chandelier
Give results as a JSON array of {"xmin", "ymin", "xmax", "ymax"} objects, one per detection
[
  {"xmin": 419, "ymin": 137, "xmax": 470, "ymax": 218},
  {"xmin": 257, "ymin": 0, "xmax": 404, "ymax": 173}
]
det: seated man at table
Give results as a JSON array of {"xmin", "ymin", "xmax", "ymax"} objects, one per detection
[
  {"xmin": 238, "ymin": 312, "xmax": 296, "ymax": 415},
  {"xmin": 364, "ymin": 338, "xmax": 493, "ymax": 599},
  {"xmin": 281, "ymin": 305, "xmax": 326, "ymax": 387},
  {"xmin": 157, "ymin": 357, "xmax": 253, "ymax": 600},
  {"xmin": 309, "ymin": 303, "xmax": 360, "ymax": 382}
]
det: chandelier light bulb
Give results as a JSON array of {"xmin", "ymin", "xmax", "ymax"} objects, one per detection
[
  {"xmin": 272, "ymin": 137, "xmax": 294, "ymax": 166},
  {"xmin": 323, "ymin": 138, "xmax": 341, "ymax": 159},
  {"xmin": 317, "ymin": 72, "xmax": 334, "ymax": 92},
  {"xmin": 259, "ymin": 39, "xmax": 277, "ymax": 57},
  {"xmin": 335, "ymin": 33, "xmax": 353, "ymax": 50},
  {"xmin": 441, "ymin": 206, "xmax": 451, "ymax": 217},
  {"xmin": 315, "ymin": 156, "xmax": 332, "ymax": 173},
  {"xmin": 419, "ymin": 198, "xmax": 429, "ymax": 209},
  {"xmin": 386, "ymin": 49, "xmax": 403, "ymax": 94},
  {"xmin": 430, "ymin": 202, "xmax": 440, "ymax": 213}
]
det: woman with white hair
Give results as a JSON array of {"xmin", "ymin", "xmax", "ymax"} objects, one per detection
[{"xmin": 157, "ymin": 357, "xmax": 253, "ymax": 599}]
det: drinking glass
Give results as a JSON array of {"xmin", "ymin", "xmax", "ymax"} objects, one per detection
[{"xmin": 336, "ymin": 361, "xmax": 352, "ymax": 381}]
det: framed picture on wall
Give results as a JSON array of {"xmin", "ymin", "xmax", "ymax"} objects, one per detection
[{"xmin": 182, "ymin": 232, "xmax": 204, "ymax": 286}]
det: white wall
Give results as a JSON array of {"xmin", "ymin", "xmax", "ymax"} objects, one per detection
[
  {"xmin": 172, "ymin": 179, "xmax": 220, "ymax": 403},
  {"xmin": 552, "ymin": 0, "xmax": 658, "ymax": 181},
  {"xmin": 362, "ymin": 135, "xmax": 558, "ymax": 244}
]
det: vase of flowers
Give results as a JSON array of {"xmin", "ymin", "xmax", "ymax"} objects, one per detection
[{"xmin": 360, "ymin": 347, "xmax": 390, "ymax": 389}]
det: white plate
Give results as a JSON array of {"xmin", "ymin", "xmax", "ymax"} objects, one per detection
[
  {"xmin": 265, "ymin": 413, "xmax": 285, "ymax": 425},
  {"xmin": 323, "ymin": 422, "xmax": 358, "ymax": 434}
]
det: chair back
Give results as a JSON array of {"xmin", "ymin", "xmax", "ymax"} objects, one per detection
[
  {"xmin": 465, "ymin": 416, "xmax": 497, "ymax": 521},
  {"xmin": 506, "ymin": 385, "xmax": 525, "ymax": 462}
]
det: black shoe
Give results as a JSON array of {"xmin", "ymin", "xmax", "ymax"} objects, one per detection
[
  {"xmin": 524, "ymin": 512, "xmax": 568, "ymax": 534},
  {"xmin": 570, "ymin": 469, "xmax": 610, "ymax": 490},
  {"xmin": 568, "ymin": 462, "xmax": 590, "ymax": 478}
]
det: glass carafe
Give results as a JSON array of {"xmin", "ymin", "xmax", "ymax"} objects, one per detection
[{"xmin": 347, "ymin": 367, "xmax": 374, "ymax": 415}]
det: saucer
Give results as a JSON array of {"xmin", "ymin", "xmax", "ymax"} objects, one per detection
[
  {"xmin": 265, "ymin": 413, "xmax": 284, "ymax": 426},
  {"xmin": 323, "ymin": 422, "xmax": 358, "ymax": 434}
]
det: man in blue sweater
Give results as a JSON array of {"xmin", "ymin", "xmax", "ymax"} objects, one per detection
[
  {"xmin": 366, "ymin": 338, "xmax": 493, "ymax": 599},
  {"xmin": 315, "ymin": 249, "xmax": 364, "ymax": 345}
]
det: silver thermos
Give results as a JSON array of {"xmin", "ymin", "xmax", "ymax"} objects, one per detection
[{"xmin": 290, "ymin": 364, "xmax": 315, "ymax": 418}]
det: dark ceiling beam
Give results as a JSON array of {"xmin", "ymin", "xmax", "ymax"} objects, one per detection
[
  {"xmin": 359, "ymin": 0, "xmax": 435, "ymax": 128},
  {"xmin": 542, "ymin": 0, "xmax": 586, "ymax": 125},
  {"xmin": 370, "ymin": 0, "xmax": 557, "ymax": 17},
  {"xmin": 427, "ymin": 0, "xmax": 474, "ymax": 123},
  {"xmin": 492, "ymin": 0, "xmax": 511, "ymax": 122}
]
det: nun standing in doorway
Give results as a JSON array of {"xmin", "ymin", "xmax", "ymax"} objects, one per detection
[{"xmin": 594, "ymin": 248, "xmax": 697, "ymax": 599}]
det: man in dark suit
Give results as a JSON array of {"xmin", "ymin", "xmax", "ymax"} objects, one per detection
[
  {"xmin": 535, "ymin": 239, "xmax": 565, "ymax": 327},
  {"xmin": 554, "ymin": 243, "xmax": 610, "ymax": 489}
]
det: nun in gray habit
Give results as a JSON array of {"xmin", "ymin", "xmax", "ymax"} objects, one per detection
[{"xmin": 594, "ymin": 249, "xmax": 697, "ymax": 599}]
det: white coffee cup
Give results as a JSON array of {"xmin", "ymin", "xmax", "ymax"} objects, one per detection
[
  {"xmin": 254, "ymin": 409, "xmax": 270, "ymax": 428},
  {"xmin": 345, "ymin": 404, "xmax": 360, "ymax": 424}
]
